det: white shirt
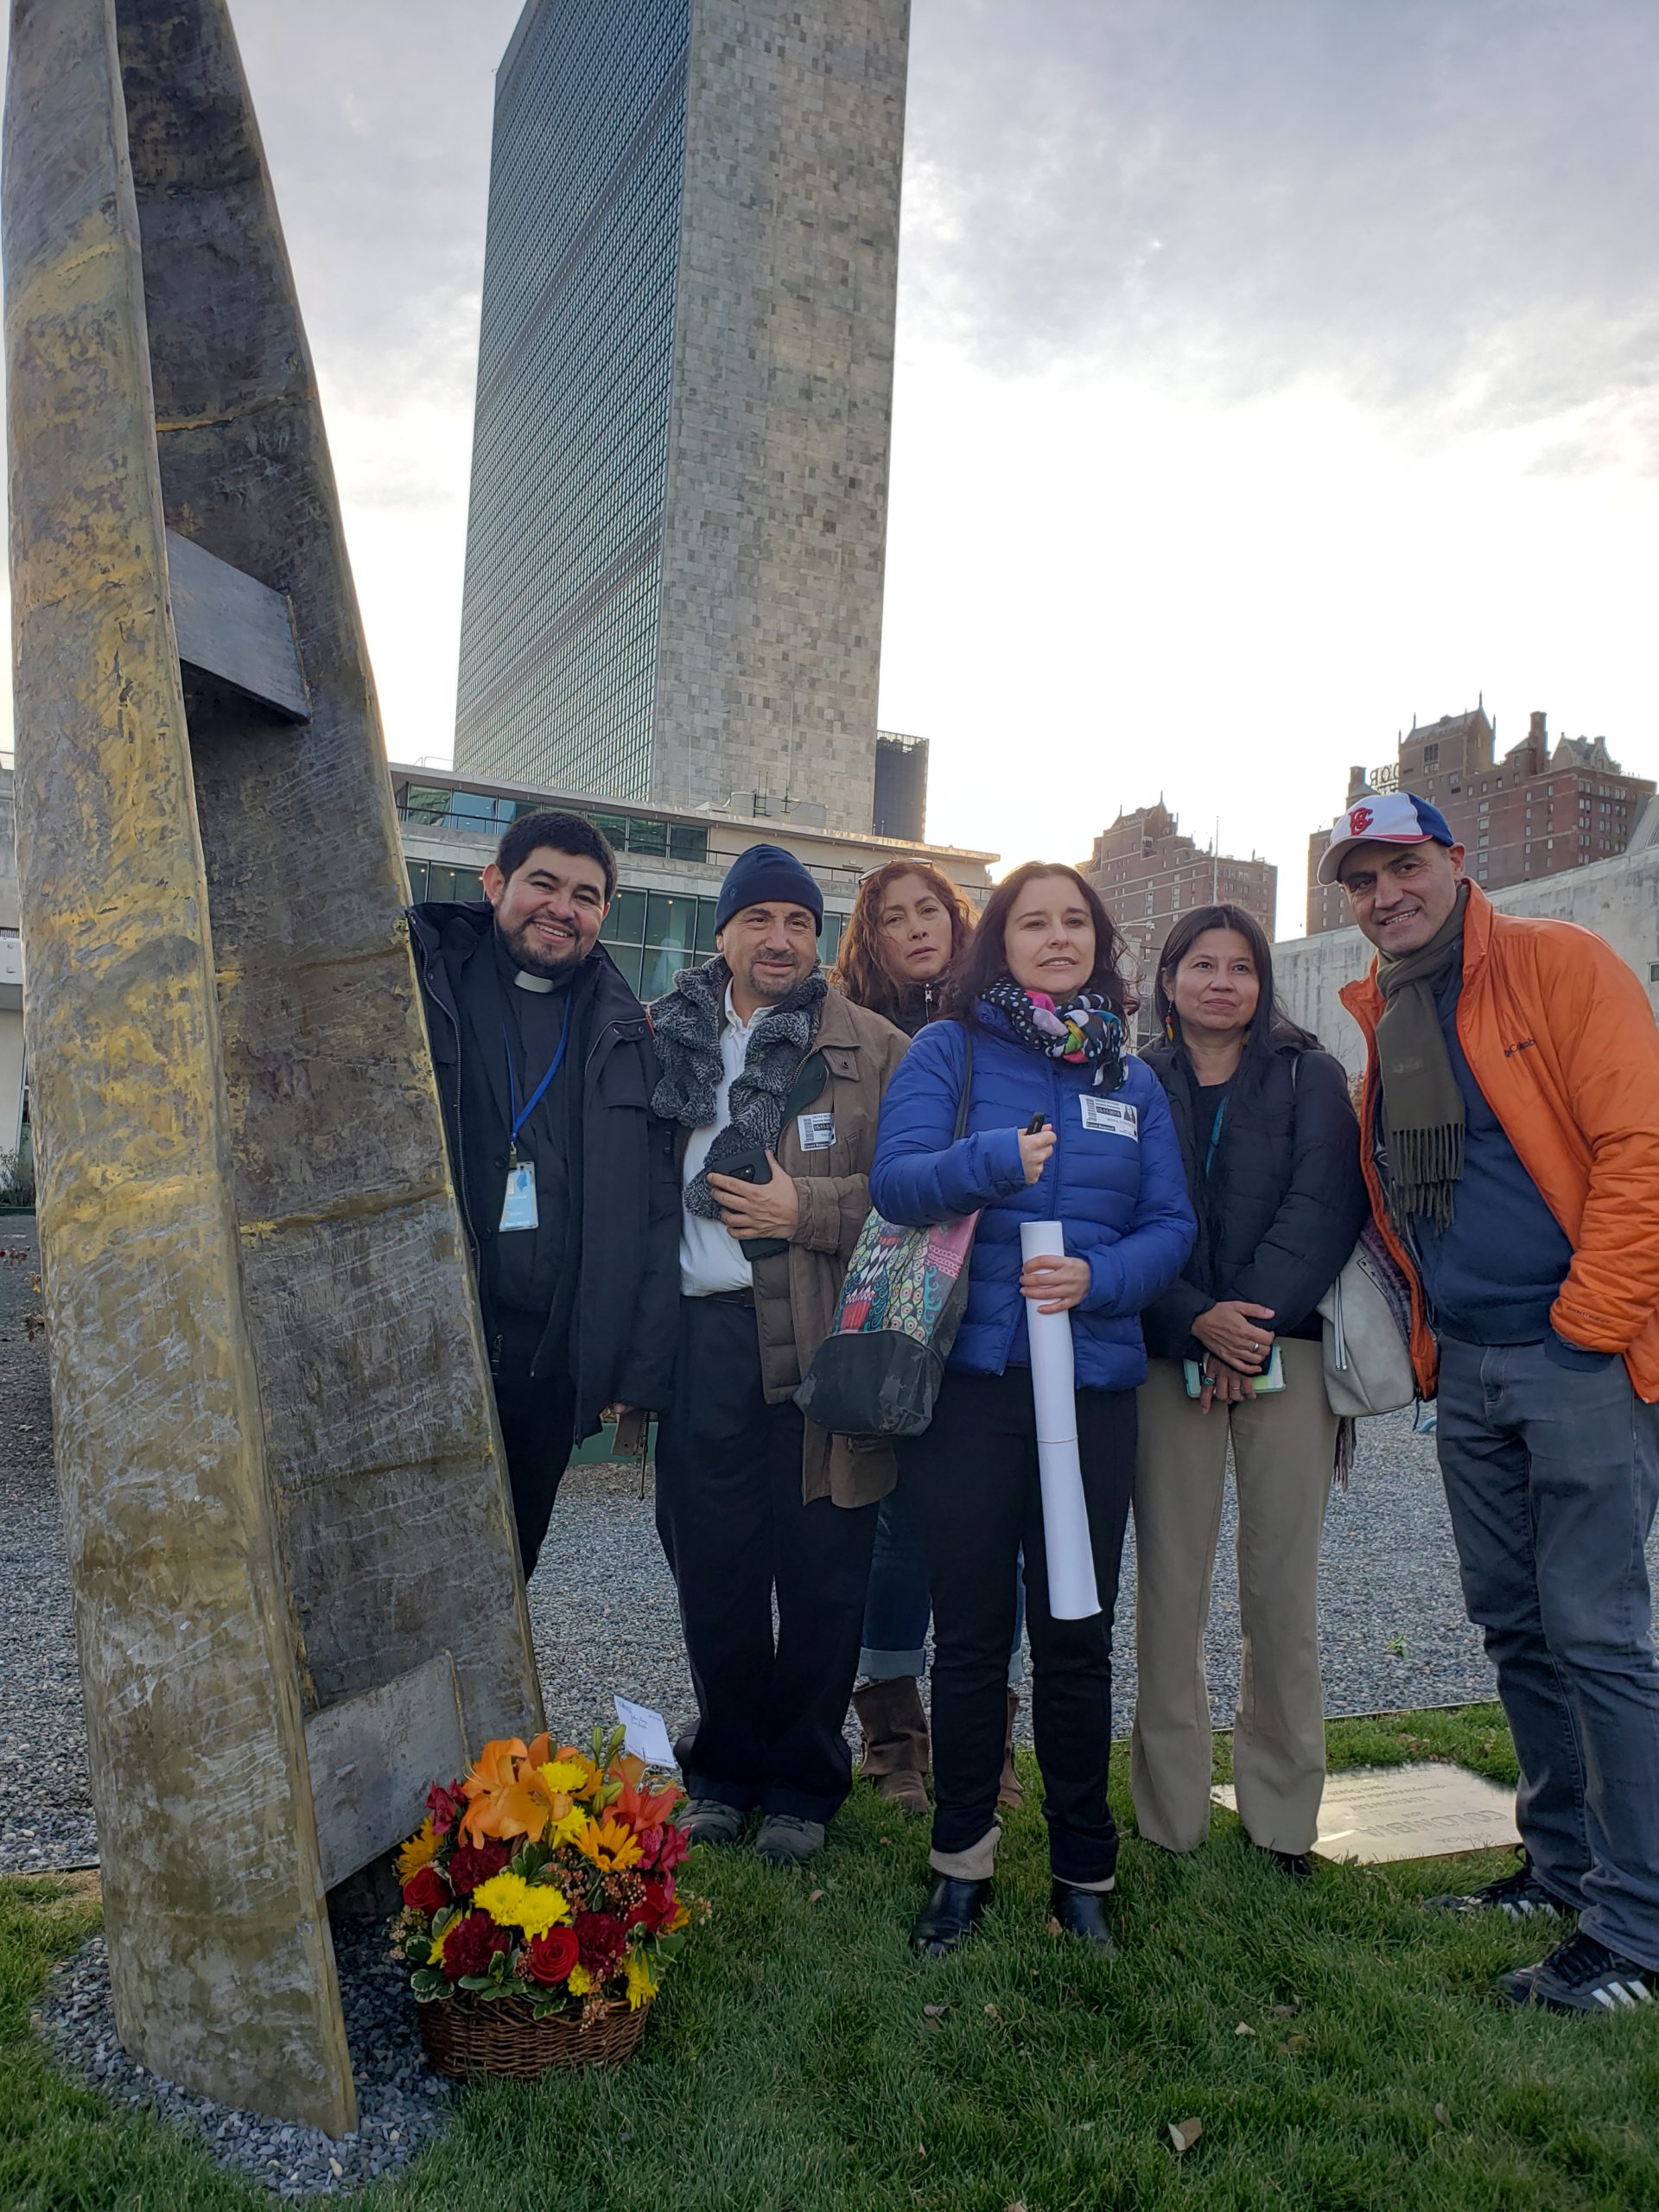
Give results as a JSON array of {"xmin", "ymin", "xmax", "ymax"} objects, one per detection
[{"xmin": 679, "ymin": 983, "xmax": 766, "ymax": 1297}]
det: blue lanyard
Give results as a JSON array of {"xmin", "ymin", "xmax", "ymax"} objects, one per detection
[
  {"xmin": 1203, "ymin": 1095, "xmax": 1228, "ymax": 1178},
  {"xmin": 502, "ymin": 1009, "xmax": 569, "ymax": 1160}
]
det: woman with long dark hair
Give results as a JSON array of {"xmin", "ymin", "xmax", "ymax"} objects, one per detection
[
  {"xmin": 830, "ymin": 864, "xmax": 1027, "ymax": 1816},
  {"xmin": 870, "ymin": 864, "xmax": 1195, "ymax": 1954},
  {"xmin": 1130, "ymin": 904, "xmax": 1367, "ymax": 1878}
]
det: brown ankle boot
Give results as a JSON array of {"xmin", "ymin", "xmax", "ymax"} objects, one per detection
[
  {"xmin": 853, "ymin": 1677, "xmax": 931, "ymax": 1814},
  {"xmin": 998, "ymin": 1690, "xmax": 1024, "ymax": 1810}
]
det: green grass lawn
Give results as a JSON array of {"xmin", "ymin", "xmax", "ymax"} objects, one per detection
[{"xmin": 6, "ymin": 1705, "xmax": 1658, "ymax": 2211}]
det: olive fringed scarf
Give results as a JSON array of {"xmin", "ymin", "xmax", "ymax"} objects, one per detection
[{"xmin": 1374, "ymin": 883, "xmax": 1469, "ymax": 1228}]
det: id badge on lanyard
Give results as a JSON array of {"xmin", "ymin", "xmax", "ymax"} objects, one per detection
[{"xmin": 498, "ymin": 1010, "xmax": 568, "ymax": 1233}]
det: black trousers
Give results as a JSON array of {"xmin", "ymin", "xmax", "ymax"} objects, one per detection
[
  {"xmin": 489, "ymin": 1312, "xmax": 576, "ymax": 1580},
  {"xmin": 900, "ymin": 1366, "xmax": 1135, "ymax": 1885},
  {"xmin": 654, "ymin": 1295, "xmax": 878, "ymax": 1821}
]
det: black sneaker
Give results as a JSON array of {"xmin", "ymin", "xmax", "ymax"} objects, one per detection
[
  {"xmin": 1423, "ymin": 1853, "xmax": 1572, "ymax": 1923},
  {"xmin": 1499, "ymin": 1930, "xmax": 1656, "ymax": 2013}
]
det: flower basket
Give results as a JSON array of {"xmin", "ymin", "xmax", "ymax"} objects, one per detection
[
  {"xmin": 393, "ymin": 1725, "xmax": 696, "ymax": 2080},
  {"xmin": 418, "ymin": 1988, "xmax": 647, "ymax": 2079}
]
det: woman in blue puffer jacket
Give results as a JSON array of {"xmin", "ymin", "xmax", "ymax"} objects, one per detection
[{"xmin": 869, "ymin": 861, "xmax": 1195, "ymax": 1957}]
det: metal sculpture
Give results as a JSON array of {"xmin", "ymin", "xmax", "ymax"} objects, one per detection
[{"xmin": 3, "ymin": 0, "xmax": 543, "ymax": 2132}]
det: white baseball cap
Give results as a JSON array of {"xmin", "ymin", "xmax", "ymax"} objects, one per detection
[{"xmin": 1317, "ymin": 791, "xmax": 1458, "ymax": 886}]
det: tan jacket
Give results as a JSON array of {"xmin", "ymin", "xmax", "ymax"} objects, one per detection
[{"xmin": 752, "ymin": 988, "xmax": 909, "ymax": 1504}]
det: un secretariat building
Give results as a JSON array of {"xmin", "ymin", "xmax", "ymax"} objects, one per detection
[{"xmin": 454, "ymin": 0, "xmax": 910, "ymax": 841}]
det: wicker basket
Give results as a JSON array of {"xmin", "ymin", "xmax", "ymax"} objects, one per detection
[{"xmin": 416, "ymin": 1989, "xmax": 647, "ymax": 2080}]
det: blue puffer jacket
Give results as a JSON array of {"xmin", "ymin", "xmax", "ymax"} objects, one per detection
[{"xmin": 869, "ymin": 1007, "xmax": 1197, "ymax": 1391}]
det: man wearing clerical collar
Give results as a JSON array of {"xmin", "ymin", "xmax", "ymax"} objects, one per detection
[{"xmin": 410, "ymin": 810, "xmax": 679, "ymax": 1578}]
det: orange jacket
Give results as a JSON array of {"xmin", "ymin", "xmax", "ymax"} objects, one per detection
[{"xmin": 1340, "ymin": 882, "xmax": 1659, "ymax": 1403}]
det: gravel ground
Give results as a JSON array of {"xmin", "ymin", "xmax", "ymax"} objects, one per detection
[
  {"xmin": 10, "ymin": 1204, "xmax": 1658, "ymax": 2196},
  {"xmin": 38, "ymin": 1910, "xmax": 450, "ymax": 2197}
]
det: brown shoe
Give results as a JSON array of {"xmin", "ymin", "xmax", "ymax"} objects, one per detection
[
  {"xmin": 852, "ymin": 1676, "xmax": 931, "ymax": 1814},
  {"xmin": 998, "ymin": 1690, "xmax": 1024, "ymax": 1811}
]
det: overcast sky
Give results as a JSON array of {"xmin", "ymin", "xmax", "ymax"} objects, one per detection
[{"xmin": 8, "ymin": 0, "xmax": 1659, "ymax": 935}]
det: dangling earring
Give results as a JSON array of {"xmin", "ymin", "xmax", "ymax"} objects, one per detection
[{"xmin": 1164, "ymin": 1013, "xmax": 1176, "ymax": 1042}]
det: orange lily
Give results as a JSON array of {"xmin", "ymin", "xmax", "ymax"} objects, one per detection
[
  {"xmin": 575, "ymin": 1815, "xmax": 645, "ymax": 1872},
  {"xmin": 461, "ymin": 1736, "xmax": 528, "ymax": 1845},
  {"xmin": 492, "ymin": 1764, "xmax": 578, "ymax": 1844},
  {"xmin": 612, "ymin": 1775, "xmax": 682, "ymax": 1834}
]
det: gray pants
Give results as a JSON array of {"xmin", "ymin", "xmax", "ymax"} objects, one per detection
[
  {"xmin": 1130, "ymin": 1340, "xmax": 1337, "ymax": 1854},
  {"xmin": 1437, "ymin": 1333, "xmax": 1659, "ymax": 1967}
]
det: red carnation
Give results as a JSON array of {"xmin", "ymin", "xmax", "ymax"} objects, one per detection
[
  {"xmin": 447, "ymin": 1839, "xmax": 512, "ymax": 1897},
  {"xmin": 525, "ymin": 1925, "xmax": 580, "ymax": 1986},
  {"xmin": 402, "ymin": 1866, "xmax": 448, "ymax": 1916},
  {"xmin": 426, "ymin": 1778, "xmax": 467, "ymax": 1836},
  {"xmin": 575, "ymin": 1910, "xmax": 626, "ymax": 1974},
  {"xmin": 442, "ymin": 1910, "xmax": 515, "ymax": 1980}
]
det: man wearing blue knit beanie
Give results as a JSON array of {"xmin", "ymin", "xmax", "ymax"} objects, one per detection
[{"xmin": 650, "ymin": 842, "xmax": 910, "ymax": 1863}]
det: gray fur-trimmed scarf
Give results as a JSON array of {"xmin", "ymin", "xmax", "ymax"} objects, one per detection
[{"xmin": 650, "ymin": 957, "xmax": 827, "ymax": 1219}]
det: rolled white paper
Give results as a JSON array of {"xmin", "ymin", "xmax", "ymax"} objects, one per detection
[{"xmin": 1020, "ymin": 1220, "xmax": 1102, "ymax": 1620}]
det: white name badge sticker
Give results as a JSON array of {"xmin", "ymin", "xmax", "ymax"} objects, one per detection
[
  {"xmin": 499, "ymin": 1160, "xmax": 539, "ymax": 1230},
  {"xmin": 797, "ymin": 1111, "xmax": 836, "ymax": 1152},
  {"xmin": 1081, "ymin": 1096, "xmax": 1138, "ymax": 1141}
]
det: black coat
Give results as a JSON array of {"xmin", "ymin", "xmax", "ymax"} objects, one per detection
[
  {"xmin": 409, "ymin": 901, "xmax": 680, "ymax": 1435},
  {"xmin": 1141, "ymin": 1033, "xmax": 1369, "ymax": 1365}
]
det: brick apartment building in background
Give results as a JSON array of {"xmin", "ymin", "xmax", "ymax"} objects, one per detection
[
  {"xmin": 1304, "ymin": 706, "xmax": 1657, "ymax": 934},
  {"xmin": 1082, "ymin": 803, "xmax": 1276, "ymax": 1032}
]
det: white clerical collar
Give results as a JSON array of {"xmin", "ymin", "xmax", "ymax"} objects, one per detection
[{"xmin": 514, "ymin": 968, "xmax": 556, "ymax": 994}]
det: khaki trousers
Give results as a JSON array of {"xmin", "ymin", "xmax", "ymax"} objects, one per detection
[{"xmin": 1130, "ymin": 1338, "xmax": 1336, "ymax": 1854}]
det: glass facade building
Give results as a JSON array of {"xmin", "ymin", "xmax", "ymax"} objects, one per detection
[{"xmin": 454, "ymin": 0, "xmax": 691, "ymax": 798}]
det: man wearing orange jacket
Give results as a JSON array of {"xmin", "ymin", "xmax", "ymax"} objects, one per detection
[{"xmin": 1322, "ymin": 790, "xmax": 1659, "ymax": 2015}]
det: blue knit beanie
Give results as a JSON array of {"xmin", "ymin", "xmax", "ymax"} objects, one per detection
[{"xmin": 714, "ymin": 842, "xmax": 823, "ymax": 935}]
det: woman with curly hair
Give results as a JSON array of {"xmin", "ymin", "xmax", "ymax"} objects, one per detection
[
  {"xmin": 830, "ymin": 859, "xmax": 976, "ymax": 1039},
  {"xmin": 830, "ymin": 862, "xmax": 1031, "ymax": 1816}
]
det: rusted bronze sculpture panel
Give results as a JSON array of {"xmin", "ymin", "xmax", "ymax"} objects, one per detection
[{"xmin": 4, "ymin": 0, "xmax": 542, "ymax": 2129}]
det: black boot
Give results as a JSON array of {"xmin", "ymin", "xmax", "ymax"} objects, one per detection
[
  {"xmin": 1049, "ymin": 1879, "xmax": 1115, "ymax": 1953},
  {"xmin": 909, "ymin": 1875, "xmax": 992, "ymax": 1957}
]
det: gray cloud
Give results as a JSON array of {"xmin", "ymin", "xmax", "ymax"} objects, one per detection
[{"xmin": 902, "ymin": 0, "xmax": 1659, "ymax": 460}]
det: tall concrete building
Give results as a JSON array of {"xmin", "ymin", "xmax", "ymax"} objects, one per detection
[
  {"xmin": 1303, "ymin": 706, "xmax": 1656, "ymax": 933},
  {"xmin": 454, "ymin": 0, "xmax": 910, "ymax": 836}
]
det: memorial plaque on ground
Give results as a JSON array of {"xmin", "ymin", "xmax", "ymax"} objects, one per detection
[{"xmin": 1212, "ymin": 1763, "xmax": 1519, "ymax": 1864}]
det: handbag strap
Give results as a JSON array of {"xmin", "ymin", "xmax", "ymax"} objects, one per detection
[
  {"xmin": 952, "ymin": 1023, "xmax": 976, "ymax": 1143},
  {"xmin": 780, "ymin": 1048, "xmax": 830, "ymax": 1126}
]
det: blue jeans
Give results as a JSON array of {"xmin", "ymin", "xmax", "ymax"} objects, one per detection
[
  {"xmin": 1436, "ymin": 1334, "xmax": 1659, "ymax": 1967},
  {"xmin": 860, "ymin": 1482, "xmax": 1026, "ymax": 1688}
]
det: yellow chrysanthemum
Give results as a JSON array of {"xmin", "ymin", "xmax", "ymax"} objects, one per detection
[
  {"xmin": 567, "ymin": 1964, "xmax": 594, "ymax": 1997},
  {"xmin": 541, "ymin": 1758, "xmax": 589, "ymax": 1794},
  {"xmin": 472, "ymin": 1870, "xmax": 571, "ymax": 1939},
  {"xmin": 624, "ymin": 1950, "xmax": 658, "ymax": 2011},
  {"xmin": 396, "ymin": 1818, "xmax": 437, "ymax": 1883},
  {"xmin": 548, "ymin": 1805, "xmax": 589, "ymax": 1848},
  {"xmin": 575, "ymin": 1815, "xmax": 644, "ymax": 1872}
]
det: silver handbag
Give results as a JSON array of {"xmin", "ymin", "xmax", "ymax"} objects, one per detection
[{"xmin": 1318, "ymin": 1222, "xmax": 1416, "ymax": 1419}]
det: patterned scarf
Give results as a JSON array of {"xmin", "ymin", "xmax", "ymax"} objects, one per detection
[
  {"xmin": 650, "ymin": 956, "xmax": 827, "ymax": 1218},
  {"xmin": 982, "ymin": 978, "xmax": 1127, "ymax": 1092}
]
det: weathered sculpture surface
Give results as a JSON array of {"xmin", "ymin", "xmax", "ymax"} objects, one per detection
[{"xmin": 4, "ymin": 0, "xmax": 542, "ymax": 2133}]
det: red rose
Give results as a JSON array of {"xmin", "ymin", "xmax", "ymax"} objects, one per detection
[
  {"xmin": 526, "ymin": 1926, "xmax": 580, "ymax": 1986},
  {"xmin": 426, "ymin": 1778, "xmax": 466, "ymax": 1836},
  {"xmin": 447, "ymin": 1840, "xmax": 512, "ymax": 1896},
  {"xmin": 442, "ymin": 1910, "xmax": 515, "ymax": 1980},
  {"xmin": 575, "ymin": 1910, "xmax": 626, "ymax": 1974},
  {"xmin": 402, "ymin": 1866, "xmax": 448, "ymax": 1916}
]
